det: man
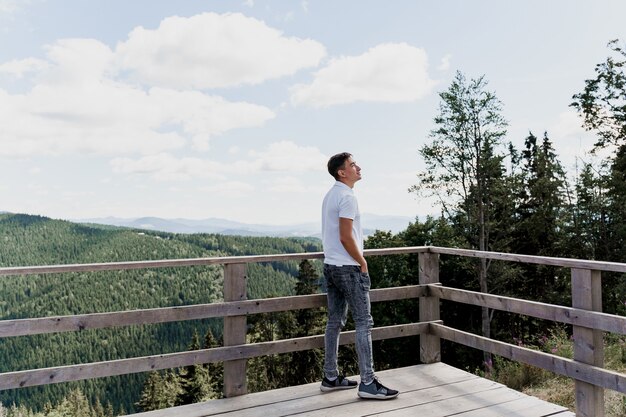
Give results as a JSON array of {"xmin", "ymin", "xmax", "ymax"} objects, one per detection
[{"xmin": 319, "ymin": 152, "xmax": 399, "ymax": 400}]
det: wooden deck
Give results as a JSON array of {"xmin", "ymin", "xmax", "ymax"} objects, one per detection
[{"xmin": 127, "ymin": 363, "xmax": 574, "ymax": 417}]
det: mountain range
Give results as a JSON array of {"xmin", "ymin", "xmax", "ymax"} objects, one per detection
[{"xmin": 75, "ymin": 213, "xmax": 414, "ymax": 237}]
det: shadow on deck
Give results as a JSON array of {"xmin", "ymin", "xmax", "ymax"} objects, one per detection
[{"xmin": 128, "ymin": 363, "xmax": 574, "ymax": 417}]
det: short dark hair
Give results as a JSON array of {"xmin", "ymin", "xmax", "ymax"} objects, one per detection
[{"xmin": 327, "ymin": 152, "xmax": 352, "ymax": 180}]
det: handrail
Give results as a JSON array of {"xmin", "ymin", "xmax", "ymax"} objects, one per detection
[
  {"xmin": 430, "ymin": 246, "xmax": 626, "ymax": 273},
  {"xmin": 5, "ymin": 245, "xmax": 626, "ymax": 276},
  {"xmin": 1, "ymin": 245, "xmax": 625, "ymax": 416},
  {"xmin": 0, "ymin": 247, "xmax": 428, "ymax": 276}
]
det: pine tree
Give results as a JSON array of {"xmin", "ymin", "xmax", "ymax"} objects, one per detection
[
  {"xmin": 104, "ymin": 401, "xmax": 115, "ymax": 417},
  {"xmin": 93, "ymin": 399, "xmax": 105, "ymax": 417},
  {"xmin": 176, "ymin": 331, "xmax": 214, "ymax": 405},
  {"xmin": 501, "ymin": 132, "xmax": 570, "ymax": 340},
  {"xmin": 247, "ymin": 310, "xmax": 289, "ymax": 391},
  {"xmin": 567, "ymin": 162, "xmax": 610, "ymax": 260},
  {"xmin": 55, "ymin": 388, "xmax": 92, "ymax": 416},
  {"xmin": 515, "ymin": 132, "xmax": 567, "ymax": 258},
  {"xmin": 203, "ymin": 328, "xmax": 223, "ymax": 397},
  {"xmin": 284, "ymin": 260, "xmax": 325, "ymax": 384},
  {"xmin": 136, "ymin": 372, "xmax": 165, "ymax": 411}
]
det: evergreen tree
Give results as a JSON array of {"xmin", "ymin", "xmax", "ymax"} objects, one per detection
[
  {"xmin": 7, "ymin": 404, "xmax": 31, "ymax": 417},
  {"xmin": 602, "ymin": 145, "xmax": 626, "ymax": 313},
  {"xmin": 54, "ymin": 388, "xmax": 92, "ymax": 416},
  {"xmin": 136, "ymin": 372, "xmax": 180, "ymax": 412},
  {"xmin": 515, "ymin": 132, "xmax": 567, "ymax": 256},
  {"xmin": 280, "ymin": 260, "xmax": 324, "ymax": 385},
  {"xmin": 566, "ymin": 163, "xmax": 611, "ymax": 260},
  {"xmin": 104, "ymin": 401, "xmax": 115, "ymax": 417},
  {"xmin": 176, "ymin": 331, "xmax": 214, "ymax": 405},
  {"xmin": 247, "ymin": 310, "xmax": 288, "ymax": 392},
  {"xmin": 93, "ymin": 399, "xmax": 105, "ymax": 417},
  {"xmin": 203, "ymin": 328, "xmax": 223, "ymax": 397},
  {"xmin": 502, "ymin": 132, "xmax": 570, "ymax": 341}
]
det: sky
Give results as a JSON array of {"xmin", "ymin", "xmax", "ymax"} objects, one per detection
[{"xmin": 0, "ymin": 0, "xmax": 625, "ymax": 226}]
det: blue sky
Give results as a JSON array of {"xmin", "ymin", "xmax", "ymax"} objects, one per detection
[{"xmin": 1, "ymin": 0, "xmax": 624, "ymax": 225}]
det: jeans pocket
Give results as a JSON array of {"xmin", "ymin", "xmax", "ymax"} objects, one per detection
[{"xmin": 359, "ymin": 272, "xmax": 371, "ymax": 291}]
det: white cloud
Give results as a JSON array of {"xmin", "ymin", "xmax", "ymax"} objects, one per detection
[
  {"xmin": 247, "ymin": 141, "xmax": 327, "ymax": 171},
  {"xmin": 116, "ymin": 12, "xmax": 326, "ymax": 89},
  {"xmin": 243, "ymin": 0, "xmax": 254, "ymax": 7},
  {"xmin": 0, "ymin": 0, "xmax": 19, "ymax": 14},
  {"xmin": 111, "ymin": 153, "xmax": 226, "ymax": 181},
  {"xmin": 0, "ymin": 57, "xmax": 48, "ymax": 78},
  {"xmin": 0, "ymin": 38, "xmax": 275, "ymax": 157},
  {"xmin": 148, "ymin": 87, "xmax": 275, "ymax": 151},
  {"xmin": 44, "ymin": 38, "xmax": 116, "ymax": 84},
  {"xmin": 110, "ymin": 141, "xmax": 327, "ymax": 181},
  {"xmin": 290, "ymin": 42, "xmax": 437, "ymax": 107},
  {"xmin": 438, "ymin": 54, "xmax": 452, "ymax": 71}
]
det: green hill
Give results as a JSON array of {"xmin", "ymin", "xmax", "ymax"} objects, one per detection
[{"xmin": 0, "ymin": 213, "xmax": 321, "ymax": 413}]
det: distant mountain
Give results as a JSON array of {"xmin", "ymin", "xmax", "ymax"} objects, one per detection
[{"xmin": 76, "ymin": 213, "xmax": 414, "ymax": 237}]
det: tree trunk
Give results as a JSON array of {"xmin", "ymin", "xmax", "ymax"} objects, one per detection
[{"xmin": 478, "ymin": 198, "xmax": 492, "ymax": 371}]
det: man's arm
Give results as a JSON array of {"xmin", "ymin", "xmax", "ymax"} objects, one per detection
[{"xmin": 339, "ymin": 217, "xmax": 367, "ymax": 273}]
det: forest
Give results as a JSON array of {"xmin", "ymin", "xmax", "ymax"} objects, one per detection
[
  {"xmin": 0, "ymin": 213, "xmax": 320, "ymax": 414},
  {"xmin": 1, "ymin": 39, "xmax": 626, "ymax": 415}
]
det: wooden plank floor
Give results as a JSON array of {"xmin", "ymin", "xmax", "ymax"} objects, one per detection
[{"xmin": 127, "ymin": 363, "xmax": 574, "ymax": 417}]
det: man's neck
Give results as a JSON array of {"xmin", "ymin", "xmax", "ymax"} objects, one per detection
[{"xmin": 338, "ymin": 179, "xmax": 355, "ymax": 189}]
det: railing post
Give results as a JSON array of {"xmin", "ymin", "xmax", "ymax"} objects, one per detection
[
  {"xmin": 571, "ymin": 268, "xmax": 604, "ymax": 417},
  {"xmin": 419, "ymin": 251, "xmax": 440, "ymax": 363},
  {"xmin": 223, "ymin": 263, "xmax": 247, "ymax": 397}
]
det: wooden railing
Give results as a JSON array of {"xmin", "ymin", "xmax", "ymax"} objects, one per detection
[{"xmin": 1, "ymin": 246, "xmax": 625, "ymax": 417}]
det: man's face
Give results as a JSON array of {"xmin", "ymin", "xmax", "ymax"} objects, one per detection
[{"xmin": 339, "ymin": 157, "xmax": 362, "ymax": 183}]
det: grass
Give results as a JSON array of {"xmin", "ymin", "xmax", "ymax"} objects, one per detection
[{"xmin": 485, "ymin": 327, "xmax": 626, "ymax": 416}]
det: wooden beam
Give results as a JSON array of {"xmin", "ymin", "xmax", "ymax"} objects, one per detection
[
  {"xmin": 430, "ymin": 285, "xmax": 626, "ymax": 335},
  {"xmin": 429, "ymin": 246, "xmax": 626, "ymax": 273},
  {"xmin": 223, "ymin": 263, "xmax": 247, "ymax": 397},
  {"xmin": 571, "ymin": 268, "xmax": 604, "ymax": 417},
  {"xmin": 0, "ymin": 322, "xmax": 433, "ymax": 390},
  {"xmin": 0, "ymin": 286, "xmax": 426, "ymax": 338},
  {"xmin": 4, "ymin": 245, "xmax": 626, "ymax": 275},
  {"xmin": 0, "ymin": 247, "xmax": 430, "ymax": 277},
  {"xmin": 430, "ymin": 323, "xmax": 625, "ymax": 395},
  {"xmin": 419, "ymin": 252, "xmax": 440, "ymax": 363}
]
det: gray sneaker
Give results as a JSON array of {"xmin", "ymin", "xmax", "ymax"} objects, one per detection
[
  {"xmin": 320, "ymin": 375, "xmax": 358, "ymax": 392},
  {"xmin": 358, "ymin": 378, "xmax": 399, "ymax": 400}
]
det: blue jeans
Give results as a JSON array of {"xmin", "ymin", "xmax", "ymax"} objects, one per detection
[{"xmin": 323, "ymin": 264, "xmax": 375, "ymax": 384}]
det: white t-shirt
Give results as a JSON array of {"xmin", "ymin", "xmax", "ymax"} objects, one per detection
[{"xmin": 322, "ymin": 181, "xmax": 363, "ymax": 266}]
